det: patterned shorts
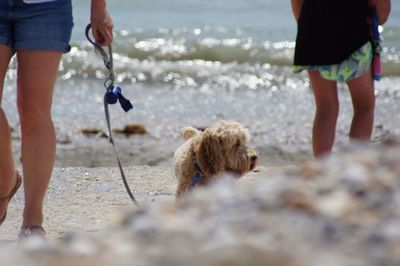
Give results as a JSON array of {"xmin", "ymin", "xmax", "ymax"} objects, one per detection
[{"xmin": 293, "ymin": 42, "xmax": 373, "ymax": 82}]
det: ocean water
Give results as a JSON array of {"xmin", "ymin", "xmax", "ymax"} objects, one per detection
[{"xmin": 3, "ymin": 0, "xmax": 400, "ymax": 166}]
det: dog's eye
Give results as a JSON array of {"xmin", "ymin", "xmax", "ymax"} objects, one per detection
[{"xmin": 236, "ymin": 140, "xmax": 241, "ymax": 147}]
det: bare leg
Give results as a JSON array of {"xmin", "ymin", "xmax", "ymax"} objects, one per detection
[
  {"xmin": 308, "ymin": 70, "xmax": 339, "ymax": 158},
  {"xmin": 347, "ymin": 68, "xmax": 375, "ymax": 141},
  {"xmin": 16, "ymin": 50, "xmax": 62, "ymax": 227},
  {"xmin": 0, "ymin": 44, "xmax": 16, "ymax": 222}
]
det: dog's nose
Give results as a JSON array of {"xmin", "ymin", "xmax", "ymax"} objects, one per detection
[{"xmin": 251, "ymin": 155, "xmax": 258, "ymax": 161}]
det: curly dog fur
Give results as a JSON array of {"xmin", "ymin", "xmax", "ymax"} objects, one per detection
[{"xmin": 173, "ymin": 121, "xmax": 258, "ymax": 197}]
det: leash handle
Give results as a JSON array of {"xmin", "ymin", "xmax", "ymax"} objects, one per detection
[
  {"xmin": 85, "ymin": 23, "xmax": 138, "ymax": 206},
  {"xmin": 85, "ymin": 24, "xmax": 115, "ymax": 87}
]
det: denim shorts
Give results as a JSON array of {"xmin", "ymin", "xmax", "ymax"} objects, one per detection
[{"xmin": 0, "ymin": 0, "xmax": 74, "ymax": 53}]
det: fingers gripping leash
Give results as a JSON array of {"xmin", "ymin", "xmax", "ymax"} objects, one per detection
[{"xmin": 85, "ymin": 24, "xmax": 138, "ymax": 206}]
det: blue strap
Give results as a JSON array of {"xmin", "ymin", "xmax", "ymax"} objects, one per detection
[{"xmin": 372, "ymin": 10, "xmax": 380, "ymax": 41}]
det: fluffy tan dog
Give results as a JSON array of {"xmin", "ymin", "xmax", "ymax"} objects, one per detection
[{"xmin": 173, "ymin": 120, "xmax": 258, "ymax": 197}]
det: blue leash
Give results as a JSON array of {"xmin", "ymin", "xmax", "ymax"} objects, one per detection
[{"xmin": 85, "ymin": 24, "xmax": 138, "ymax": 206}]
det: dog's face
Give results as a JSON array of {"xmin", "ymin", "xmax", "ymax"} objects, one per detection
[{"xmin": 194, "ymin": 121, "xmax": 258, "ymax": 178}]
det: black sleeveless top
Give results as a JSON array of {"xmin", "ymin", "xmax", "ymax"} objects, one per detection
[{"xmin": 294, "ymin": 0, "xmax": 371, "ymax": 66}]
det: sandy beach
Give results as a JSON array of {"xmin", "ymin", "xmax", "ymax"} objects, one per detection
[{"xmin": 0, "ymin": 164, "xmax": 280, "ymax": 242}]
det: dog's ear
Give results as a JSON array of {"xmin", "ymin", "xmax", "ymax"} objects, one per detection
[
  {"xmin": 195, "ymin": 131, "xmax": 225, "ymax": 177},
  {"xmin": 181, "ymin": 127, "xmax": 200, "ymax": 140}
]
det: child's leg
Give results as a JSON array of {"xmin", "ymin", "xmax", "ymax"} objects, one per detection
[
  {"xmin": 308, "ymin": 70, "xmax": 339, "ymax": 157},
  {"xmin": 346, "ymin": 67, "xmax": 375, "ymax": 142}
]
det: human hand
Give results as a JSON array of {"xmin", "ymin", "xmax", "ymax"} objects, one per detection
[
  {"xmin": 291, "ymin": 0, "xmax": 304, "ymax": 21},
  {"xmin": 375, "ymin": 0, "xmax": 391, "ymax": 25},
  {"xmin": 90, "ymin": 0, "xmax": 113, "ymax": 46}
]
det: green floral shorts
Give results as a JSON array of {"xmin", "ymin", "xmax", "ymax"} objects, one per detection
[{"xmin": 293, "ymin": 42, "xmax": 373, "ymax": 82}]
